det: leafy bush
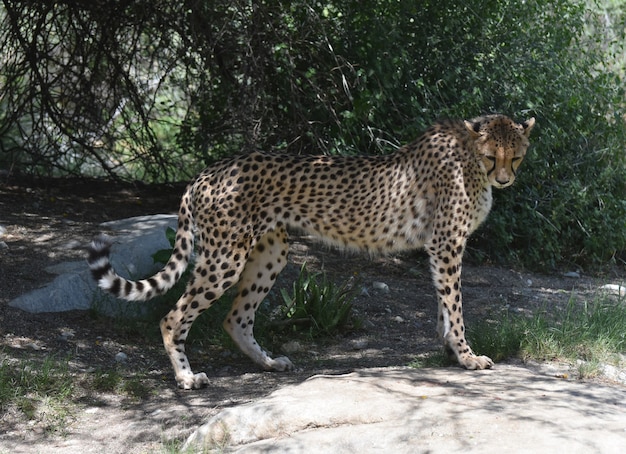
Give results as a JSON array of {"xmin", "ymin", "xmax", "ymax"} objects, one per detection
[
  {"xmin": 3, "ymin": 0, "xmax": 625, "ymax": 268},
  {"xmin": 463, "ymin": 0, "xmax": 626, "ymax": 268},
  {"xmin": 278, "ymin": 263, "xmax": 361, "ymax": 336},
  {"xmin": 179, "ymin": 0, "xmax": 626, "ymax": 268}
]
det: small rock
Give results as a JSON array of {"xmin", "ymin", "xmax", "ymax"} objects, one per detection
[
  {"xmin": 27, "ymin": 342, "xmax": 44, "ymax": 351},
  {"xmin": 59, "ymin": 330, "xmax": 75, "ymax": 342},
  {"xmin": 563, "ymin": 271, "xmax": 580, "ymax": 278},
  {"xmin": 115, "ymin": 352, "xmax": 128, "ymax": 363},
  {"xmin": 350, "ymin": 339, "xmax": 369, "ymax": 350},
  {"xmin": 282, "ymin": 340, "xmax": 303, "ymax": 353},
  {"xmin": 217, "ymin": 366, "xmax": 232, "ymax": 376},
  {"xmin": 600, "ymin": 284, "xmax": 626, "ymax": 297},
  {"xmin": 392, "ymin": 316, "xmax": 405, "ymax": 323},
  {"xmin": 372, "ymin": 282, "xmax": 390, "ymax": 293},
  {"xmin": 0, "ymin": 241, "xmax": 7, "ymax": 251},
  {"xmin": 61, "ymin": 239, "xmax": 82, "ymax": 249},
  {"xmin": 0, "ymin": 225, "xmax": 6, "ymax": 236}
]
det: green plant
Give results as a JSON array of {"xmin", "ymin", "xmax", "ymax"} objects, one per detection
[
  {"xmin": 277, "ymin": 263, "xmax": 361, "ymax": 337},
  {"xmin": 0, "ymin": 353, "xmax": 75, "ymax": 431},
  {"xmin": 408, "ymin": 351, "xmax": 454, "ymax": 369},
  {"xmin": 152, "ymin": 227, "xmax": 179, "ymax": 265},
  {"xmin": 91, "ymin": 368, "xmax": 124, "ymax": 393},
  {"xmin": 122, "ymin": 376, "xmax": 152, "ymax": 400},
  {"xmin": 466, "ymin": 293, "xmax": 626, "ymax": 368},
  {"xmin": 3, "ymin": 1, "xmax": 626, "ymax": 268}
]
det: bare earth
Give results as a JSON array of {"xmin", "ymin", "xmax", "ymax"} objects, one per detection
[{"xmin": 0, "ymin": 178, "xmax": 624, "ymax": 453}]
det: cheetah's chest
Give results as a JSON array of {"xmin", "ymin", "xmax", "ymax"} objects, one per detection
[{"xmin": 469, "ymin": 185, "xmax": 493, "ymax": 234}]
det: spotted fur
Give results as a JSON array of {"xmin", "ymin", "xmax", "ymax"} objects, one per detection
[{"xmin": 88, "ymin": 114, "xmax": 535, "ymax": 389}]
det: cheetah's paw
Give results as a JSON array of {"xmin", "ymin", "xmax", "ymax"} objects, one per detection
[
  {"xmin": 266, "ymin": 356, "xmax": 294, "ymax": 372},
  {"xmin": 460, "ymin": 354, "xmax": 494, "ymax": 370},
  {"xmin": 177, "ymin": 372, "xmax": 210, "ymax": 390}
]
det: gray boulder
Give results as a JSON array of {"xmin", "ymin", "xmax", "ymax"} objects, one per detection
[{"xmin": 9, "ymin": 214, "xmax": 177, "ymax": 316}]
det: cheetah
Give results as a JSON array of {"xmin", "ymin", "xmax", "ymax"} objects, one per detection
[{"xmin": 88, "ymin": 114, "xmax": 535, "ymax": 389}]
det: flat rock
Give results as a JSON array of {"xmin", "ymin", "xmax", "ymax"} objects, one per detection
[
  {"xmin": 185, "ymin": 364, "xmax": 626, "ymax": 453},
  {"xmin": 9, "ymin": 214, "xmax": 177, "ymax": 315}
]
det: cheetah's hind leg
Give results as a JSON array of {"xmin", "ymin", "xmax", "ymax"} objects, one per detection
[
  {"xmin": 159, "ymin": 237, "xmax": 252, "ymax": 390},
  {"xmin": 223, "ymin": 226, "xmax": 294, "ymax": 371}
]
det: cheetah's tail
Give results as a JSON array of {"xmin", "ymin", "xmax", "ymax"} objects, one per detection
[
  {"xmin": 87, "ymin": 231, "xmax": 189, "ymax": 301},
  {"xmin": 87, "ymin": 230, "xmax": 191, "ymax": 301},
  {"xmin": 87, "ymin": 194, "xmax": 195, "ymax": 301}
]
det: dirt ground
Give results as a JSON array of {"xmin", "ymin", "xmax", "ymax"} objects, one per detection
[{"xmin": 0, "ymin": 177, "xmax": 624, "ymax": 453}]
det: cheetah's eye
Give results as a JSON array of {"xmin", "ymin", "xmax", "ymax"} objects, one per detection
[{"xmin": 483, "ymin": 156, "xmax": 496, "ymax": 171}]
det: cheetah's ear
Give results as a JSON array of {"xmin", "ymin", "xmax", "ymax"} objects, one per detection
[
  {"xmin": 521, "ymin": 117, "xmax": 536, "ymax": 137},
  {"xmin": 464, "ymin": 120, "xmax": 481, "ymax": 139}
]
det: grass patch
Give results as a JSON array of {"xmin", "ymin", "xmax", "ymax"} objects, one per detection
[
  {"xmin": 0, "ymin": 353, "xmax": 155, "ymax": 433},
  {"xmin": 408, "ymin": 351, "xmax": 454, "ymax": 368},
  {"xmin": 276, "ymin": 263, "xmax": 362, "ymax": 337},
  {"xmin": 0, "ymin": 353, "xmax": 75, "ymax": 433},
  {"xmin": 467, "ymin": 294, "xmax": 626, "ymax": 372},
  {"xmin": 88, "ymin": 366, "xmax": 161, "ymax": 401},
  {"xmin": 90, "ymin": 367, "xmax": 125, "ymax": 393}
]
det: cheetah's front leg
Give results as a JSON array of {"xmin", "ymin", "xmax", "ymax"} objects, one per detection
[{"xmin": 428, "ymin": 239, "xmax": 493, "ymax": 370}]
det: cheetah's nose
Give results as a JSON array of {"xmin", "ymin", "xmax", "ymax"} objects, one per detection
[{"xmin": 496, "ymin": 177, "xmax": 510, "ymax": 186}]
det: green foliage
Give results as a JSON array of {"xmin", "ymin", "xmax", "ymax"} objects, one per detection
[
  {"xmin": 469, "ymin": 0, "xmax": 626, "ymax": 268},
  {"xmin": 177, "ymin": 0, "xmax": 626, "ymax": 268},
  {"xmin": 4, "ymin": 0, "xmax": 625, "ymax": 268},
  {"xmin": 151, "ymin": 226, "xmax": 178, "ymax": 265},
  {"xmin": 91, "ymin": 368, "xmax": 123, "ymax": 393},
  {"xmin": 90, "ymin": 367, "xmax": 150, "ymax": 400},
  {"xmin": 0, "ymin": 353, "xmax": 74, "ymax": 429},
  {"xmin": 408, "ymin": 351, "xmax": 454, "ymax": 369},
  {"xmin": 467, "ymin": 294, "xmax": 626, "ymax": 368},
  {"xmin": 278, "ymin": 263, "xmax": 361, "ymax": 336}
]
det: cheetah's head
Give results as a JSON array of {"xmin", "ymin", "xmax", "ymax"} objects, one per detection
[{"xmin": 464, "ymin": 115, "xmax": 535, "ymax": 188}]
